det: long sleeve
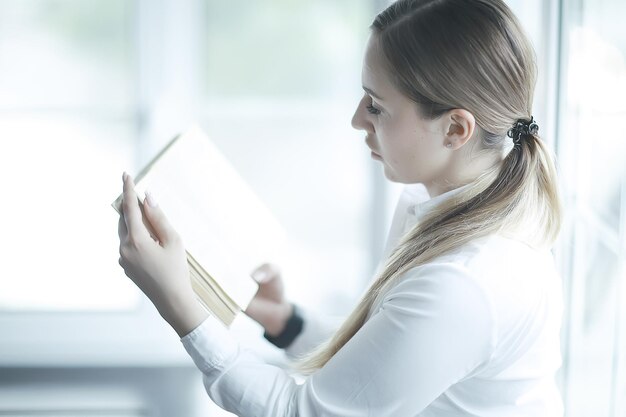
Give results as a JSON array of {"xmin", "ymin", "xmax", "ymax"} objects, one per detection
[
  {"xmin": 180, "ymin": 262, "xmax": 496, "ymax": 417},
  {"xmin": 283, "ymin": 305, "xmax": 344, "ymax": 359}
]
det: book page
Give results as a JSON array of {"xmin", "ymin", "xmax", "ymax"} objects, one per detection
[{"xmin": 119, "ymin": 126, "xmax": 287, "ymax": 310}]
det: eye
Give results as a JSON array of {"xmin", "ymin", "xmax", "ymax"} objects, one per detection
[
  {"xmin": 361, "ymin": 93, "xmax": 382, "ymax": 115},
  {"xmin": 366, "ymin": 99, "xmax": 382, "ymax": 115}
]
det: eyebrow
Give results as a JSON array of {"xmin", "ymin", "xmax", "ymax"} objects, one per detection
[{"xmin": 363, "ymin": 86, "xmax": 384, "ymax": 101}]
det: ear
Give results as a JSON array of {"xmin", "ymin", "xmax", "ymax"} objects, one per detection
[{"xmin": 443, "ymin": 109, "xmax": 476, "ymax": 150}]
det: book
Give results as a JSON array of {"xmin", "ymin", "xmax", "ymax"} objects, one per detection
[{"xmin": 111, "ymin": 126, "xmax": 287, "ymax": 327}]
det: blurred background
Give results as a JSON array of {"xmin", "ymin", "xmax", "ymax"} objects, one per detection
[{"xmin": 0, "ymin": 0, "xmax": 624, "ymax": 415}]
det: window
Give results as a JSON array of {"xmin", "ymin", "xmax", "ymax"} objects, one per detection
[
  {"xmin": 0, "ymin": 0, "xmax": 379, "ymax": 369},
  {"xmin": 555, "ymin": 0, "xmax": 626, "ymax": 415},
  {"xmin": 0, "ymin": 0, "xmax": 138, "ymax": 311},
  {"xmin": 197, "ymin": 0, "xmax": 375, "ymax": 315}
]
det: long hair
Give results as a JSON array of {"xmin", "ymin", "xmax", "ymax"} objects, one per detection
[{"xmin": 295, "ymin": 0, "xmax": 563, "ymax": 373}]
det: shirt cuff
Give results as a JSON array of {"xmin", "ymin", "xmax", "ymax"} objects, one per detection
[{"xmin": 180, "ymin": 314, "xmax": 240, "ymax": 373}]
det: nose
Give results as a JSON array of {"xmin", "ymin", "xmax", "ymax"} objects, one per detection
[{"xmin": 351, "ymin": 94, "xmax": 372, "ymax": 132}]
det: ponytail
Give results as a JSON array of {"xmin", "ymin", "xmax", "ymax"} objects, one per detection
[{"xmin": 295, "ymin": 131, "xmax": 561, "ymax": 373}]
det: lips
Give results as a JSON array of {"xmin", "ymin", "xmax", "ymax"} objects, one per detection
[{"xmin": 365, "ymin": 137, "xmax": 381, "ymax": 157}]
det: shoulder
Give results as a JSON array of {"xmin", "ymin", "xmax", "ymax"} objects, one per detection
[
  {"xmin": 381, "ymin": 233, "xmax": 560, "ymax": 326},
  {"xmin": 383, "ymin": 234, "xmax": 530, "ymax": 299},
  {"xmin": 385, "ymin": 233, "xmax": 562, "ymax": 340},
  {"xmin": 382, "ymin": 260, "xmax": 494, "ymax": 312},
  {"xmin": 381, "ymin": 261, "xmax": 496, "ymax": 335},
  {"xmin": 425, "ymin": 233, "xmax": 559, "ymax": 293},
  {"xmin": 372, "ymin": 234, "xmax": 563, "ymax": 376},
  {"xmin": 376, "ymin": 261, "xmax": 498, "ymax": 367}
]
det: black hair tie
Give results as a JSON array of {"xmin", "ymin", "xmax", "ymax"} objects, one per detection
[{"xmin": 507, "ymin": 116, "xmax": 539, "ymax": 145}]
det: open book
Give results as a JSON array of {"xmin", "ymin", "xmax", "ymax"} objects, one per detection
[{"xmin": 111, "ymin": 126, "xmax": 287, "ymax": 327}]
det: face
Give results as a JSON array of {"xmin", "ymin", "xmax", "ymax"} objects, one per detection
[{"xmin": 351, "ymin": 34, "xmax": 452, "ymax": 185}]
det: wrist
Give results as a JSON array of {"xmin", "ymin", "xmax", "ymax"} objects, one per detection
[
  {"xmin": 264, "ymin": 302, "xmax": 294, "ymax": 337},
  {"xmin": 263, "ymin": 303, "xmax": 304, "ymax": 349},
  {"xmin": 161, "ymin": 291, "xmax": 209, "ymax": 338}
]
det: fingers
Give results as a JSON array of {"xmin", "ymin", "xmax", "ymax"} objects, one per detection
[
  {"xmin": 118, "ymin": 214, "xmax": 127, "ymax": 240},
  {"xmin": 121, "ymin": 172, "xmax": 149, "ymax": 242},
  {"xmin": 141, "ymin": 190, "xmax": 178, "ymax": 246},
  {"xmin": 250, "ymin": 263, "xmax": 284, "ymax": 303},
  {"xmin": 251, "ymin": 263, "xmax": 281, "ymax": 284},
  {"xmin": 244, "ymin": 298, "xmax": 293, "ymax": 336}
]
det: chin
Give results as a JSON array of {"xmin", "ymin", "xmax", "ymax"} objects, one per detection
[
  {"xmin": 382, "ymin": 166, "xmax": 419, "ymax": 184},
  {"xmin": 382, "ymin": 166, "xmax": 402, "ymax": 183}
]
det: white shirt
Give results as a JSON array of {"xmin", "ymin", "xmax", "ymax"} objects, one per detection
[{"xmin": 180, "ymin": 183, "xmax": 565, "ymax": 417}]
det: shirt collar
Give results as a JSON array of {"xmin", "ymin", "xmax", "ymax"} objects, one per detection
[{"xmin": 407, "ymin": 182, "xmax": 474, "ymax": 223}]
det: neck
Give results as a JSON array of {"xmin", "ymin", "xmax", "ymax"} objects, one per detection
[{"xmin": 425, "ymin": 147, "xmax": 504, "ymax": 198}]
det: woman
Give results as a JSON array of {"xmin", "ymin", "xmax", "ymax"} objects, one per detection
[{"xmin": 117, "ymin": 0, "xmax": 564, "ymax": 415}]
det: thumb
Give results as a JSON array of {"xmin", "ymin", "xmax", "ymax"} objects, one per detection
[{"xmin": 142, "ymin": 190, "xmax": 177, "ymax": 245}]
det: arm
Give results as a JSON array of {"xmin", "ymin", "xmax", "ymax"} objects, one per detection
[
  {"xmin": 117, "ymin": 174, "xmax": 495, "ymax": 416},
  {"xmin": 118, "ymin": 173, "xmax": 343, "ymax": 346},
  {"xmin": 181, "ymin": 263, "xmax": 496, "ymax": 417},
  {"xmin": 245, "ymin": 264, "xmax": 344, "ymax": 359}
]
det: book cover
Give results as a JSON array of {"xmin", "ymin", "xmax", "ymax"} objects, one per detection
[{"xmin": 111, "ymin": 126, "xmax": 287, "ymax": 327}]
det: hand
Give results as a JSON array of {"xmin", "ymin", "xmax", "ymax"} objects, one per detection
[
  {"xmin": 245, "ymin": 263, "xmax": 293, "ymax": 336},
  {"xmin": 117, "ymin": 172, "xmax": 208, "ymax": 337}
]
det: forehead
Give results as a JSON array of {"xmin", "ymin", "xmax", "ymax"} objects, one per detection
[{"xmin": 362, "ymin": 34, "xmax": 394, "ymax": 98}]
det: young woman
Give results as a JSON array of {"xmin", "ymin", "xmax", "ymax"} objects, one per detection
[{"xmin": 117, "ymin": 0, "xmax": 564, "ymax": 415}]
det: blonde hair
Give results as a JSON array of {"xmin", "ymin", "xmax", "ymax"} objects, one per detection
[{"xmin": 295, "ymin": 0, "xmax": 563, "ymax": 373}]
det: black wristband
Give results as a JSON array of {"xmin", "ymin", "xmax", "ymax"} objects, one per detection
[{"xmin": 263, "ymin": 304, "xmax": 304, "ymax": 349}]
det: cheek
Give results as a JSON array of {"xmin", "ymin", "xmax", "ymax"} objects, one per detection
[
  {"xmin": 381, "ymin": 126, "xmax": 440, "ymax": 180},
  {"xmin": 380, "ymin": 123, "xmax": 423, "ymax": 161}
]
